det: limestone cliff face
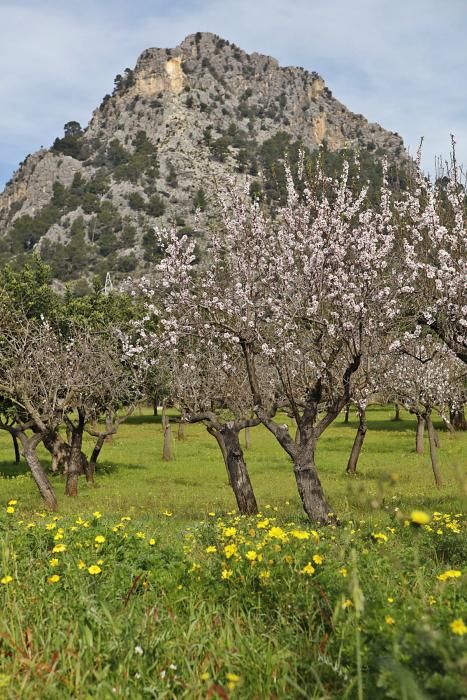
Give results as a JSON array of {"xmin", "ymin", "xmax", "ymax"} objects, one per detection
[{"xmin": 0, "ymin": 32, "xmax": 406, "ymax": 280}]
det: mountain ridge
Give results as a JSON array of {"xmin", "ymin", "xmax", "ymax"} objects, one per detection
[{"xmin": 0, "ymin": 32, "xmax": 406, "ymax": 286}]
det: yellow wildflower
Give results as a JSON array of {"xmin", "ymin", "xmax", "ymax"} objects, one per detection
[
  {"xmin": 226, "ymin": 672, "xmax": 240, "ymax": 681},
  {"xmin": 0, "ymin": 575, "xmax": 13, "ymax": 585},
  {"xmin": 48, "ymin": 575, "xmax": 60, "ymax": 584},
  {"xmin": 52, "ymin": 544, "xmax": 66, "ymax": 553},
  {"xmin": 200, "ymin": 672, "xmax": 210, "ymax": 681},
  {"xmin": 410, "ymin": 510, "xmax": 430, "ymax": 526},
  {"xmin": 312, "ymin": 554, "xmax": 324, "ymax": 565},
  {"xmin": 162, "ymin": 511, "xmax": 173, "ymax": 517},
  {"xmin": 221, "ymin": 569, "xmax": 233, "ymax": 580},
  {"xmin": 223, "ymin": 527, "xmax": 237, "ymax": 538},
  {"xmin": 206, "ymin": 546, "xmax": 217, "ymax": 553},
  {"xmin": 245, "ymin": 550, "xmax": 257, "ymax": 561},
  {"xmin": 256, "ymin": 519, "xmax": 269, "ymax": 529},
  {"xmin": 88, "ymin": 565, "xmax": 102, "ymax": 575},
  {"xmin": 301, "ymin": 562, "xmax": 315, "ymax": 576},
  {"xmin": 148, "ymin": 538, "xmax": 156, "ymax": 546},
  {"xmin": 371, "ymin": 532, "xmax": 388, "ymax": 543},
  {"xmin": 437, "ymin": 570, "xmax": 462, "ymax": 582},
  {"xmin": 78, "ymin": 560, "xmax": 86, "ymax": 570},
  {"xmin": 135, "ymin": 532, "xmax": 146, "ymax": 539},
  {"xmin": 259, "ymin": 570, "xmax": 270, "ymax": 580},
  {"xmin": 385, "ymin": 615, "xmax": 395, "ymax": 625},
  {"xmin": 45, "ymin": 523, "xmax": 56, "ymax": 530},
  {"xmin": 224, "ymin": 543, "xmax": 238, "ymax": 559},
  {"xmin": 6, "ymin": 507, "xmax": 15, "ymax": 514},
  {"xmin": 226, "ymin": 672, "xmax": 241, "ymax": 690},
  {"xmin": 450, "ymin": 618, "xmax": 467, "ymax": 636},
  {"xmin": 49, "ymin": 558, "xmax": 59, "ymax": 567},
  {"xmin": 7, "ymin": 500, "xmax": 17, "ymax": 506},
  {"xmin": 342, "ymin": 599, "xmax": 353, "ymax": 609},
  {"xmin": 290, "ymin": 529, "xmax": 310, "ymax": 540},
  {"xmin": 92, "ymin": 511, "xmax": 102, "ymax": 519},
  {"xmin": 95, "ymin": 535, "xmax": 106, "ymax": 544},
  {"xmin": 268, "ymin": 526, "xmax": 287, "ymax": 542},
  {"xmin": 340, "ymin": 567, "xmax": 348, "ymax": 577}
]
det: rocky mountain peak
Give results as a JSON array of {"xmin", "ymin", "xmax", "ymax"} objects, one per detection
[{"xmin": 0, "ymin": 33, "xmax": 406, "ymax": 288}]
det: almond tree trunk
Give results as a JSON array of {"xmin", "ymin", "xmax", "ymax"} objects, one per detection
[
  {"xmin": 292, "ymin": 447, "xmax": 334, "ymax": 524},
  {"xmin": 162, "ymin": 423, "xmax": 173, "ymax": 461},
  {"xmin": 177, "ymin": 421, "xmax": 186, "ymax": 441},
  {"xmin": 12, "ymin": 433, "xmax": 20, "ymax": 463},
  {"xmin": 207, "ymin": 425, "xmax": 231, "ymax": 485},
  {"xmin": 16, "ymin": 432, "xmax": 58, "ymax": 510},
  {"xmin": 392, "ymin": 403, "xmax": 401, "ymax": 421},
  {"xmin": 346, "ymin": 408, "xmax": 367, "ymax": 474},
  {"xmin": 88, "ymin": 434, "xmax": 105, "ymax": 484},
  {"xmin": 416, "ymin": 414, "xmax": 425, "ymax": 454},
  {"xmin": 426, "ymin": 414, "xmax": 443, "ymax": 487},
  {"xmin": 161, "ymin": 402, "xmax": 169, "ymax": 432},
  {"xmin": 343, "ymin": 404, "xmax": 350, "ymax": 423},
  {"xmin": 221, "ymin": 424, "xmax": 258, "ymax": 515},
  {"xmin": 43, "ymin": 430, "xmax": 70, "ymax": 474},
  {"xmin": 450, "ymin": 406, "xmax": 467, "ymax": 431},
  {"xmin": 65, "ymin": 411, "xmax": 85, "ymax": 496}
]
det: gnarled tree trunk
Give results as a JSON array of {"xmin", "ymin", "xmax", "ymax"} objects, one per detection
[
  {"xmin": 346, "ymin": 408, "xmax": 367, "ymax": 474},
  {"xmin": 161, "ymin": 402, "xmax": 169, "ymax": 432},
  {"xmin": 392, "ymin": 403, "xmax": 401, "ymax": 421},
  {"xmin": 343, "ymin": 404, "xmax": 350, "ymax": 424},
  {"xmin": 425, "ymin": 413, "xmax": 443, "ymax": 487},
  {"xmin": 43, "ymin": 430, "xmax": 70, "ymax": 474},
  {"xmin": 16, "ymin": 431, "xmax": 58, "ymax": 510},
  {"xmin": 450, "ymin": 406, "xmax": 467, "ymax": 431},
  {"xmin": 11, "ymin": 433, "xmax": 20, "ymax": 464},
  {"xmin": 220, "ymin": 424, "xmax": 258, "ymax": 515},
  {"xmin": 416, "ymin": 414, "xmax": 425, "ymax": 454},
  {"xmin": 87, "ymin": 434, "xmax": 106, "ymax": 484},
  {"xmin": 293, "ymin": 446, "xmax": 334, "ymax": 524},
  {"xmin": 162, "ymin": 423, "xmax": 173, "ymax": 461},
  {"xmin": 177, "ymin": 421, "xmax": 186, "ymax": 441},
  {"xmin": 65, "ymin": 411, "xmax": 85, "ymax": 496}
]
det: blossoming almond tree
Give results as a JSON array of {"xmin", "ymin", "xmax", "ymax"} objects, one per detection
[
  {"xmin": 397, "ymin": 142, "xmax": 467, "ymax": 364},
  {"xmin": 386, "ymin": 341, "xmax": 465, "ymax": 486},
  {"xmin": 154, "ymin": 159, "xmax": 400, "ymax": 523}
]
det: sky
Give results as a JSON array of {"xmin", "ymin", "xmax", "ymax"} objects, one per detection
[{"xmin": 0, "ymin": 0, "xmax": 466, "ymax": 189}]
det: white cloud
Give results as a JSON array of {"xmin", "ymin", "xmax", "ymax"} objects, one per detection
[{"xmin": 0, "ymin": 0, "xmax": 466, "ymax": 186}]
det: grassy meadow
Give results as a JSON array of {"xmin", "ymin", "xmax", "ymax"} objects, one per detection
[{"xmin": 0, "ymin": 406, "xmax": 466, "ymax": 699}]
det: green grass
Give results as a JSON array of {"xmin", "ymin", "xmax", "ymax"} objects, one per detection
[
  {"xmin": 0, "ymin": 405, "xmax": 465, "ymax": 523},
  {"xmin": 0, "ymin": 406, "xmax": 466, "ymax": 699}
]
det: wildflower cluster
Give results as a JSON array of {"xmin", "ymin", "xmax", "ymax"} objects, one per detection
[{"xmin": 0, "ymin": 501, "xmax": 465, "ymax": 698}]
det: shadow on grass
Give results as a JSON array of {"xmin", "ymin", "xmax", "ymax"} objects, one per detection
[
  {"xmin": 125, "ymin": 414, "xmax": 162, "ymax": 427},
  {"xmin": 0, "ymin": 460, "xmax": 29, "ymax": 478},
  {"xmin": 93, "ymin": 460, "xmax": 150, "ymax": 477}
]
